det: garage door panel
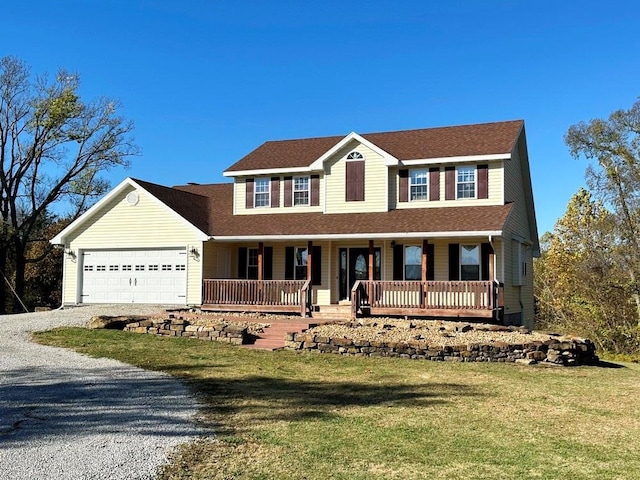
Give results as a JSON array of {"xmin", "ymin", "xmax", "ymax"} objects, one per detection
[{"xmin": 81, "ymin": 248, "xmax": 187, "ymax": 304}]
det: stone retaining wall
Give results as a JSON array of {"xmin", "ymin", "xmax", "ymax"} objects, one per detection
[
  {"xmin": 284, "ymin": 332, "xmax": 599, "ymax": 366},
  {"xmin": 122, "ymin": 316, "xmax": 248, "ymax": 344}
]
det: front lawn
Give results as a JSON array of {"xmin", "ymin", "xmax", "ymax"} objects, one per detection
[{"xmin": 34, "ymin": 328, "xmax": 640, "ymax": 480}]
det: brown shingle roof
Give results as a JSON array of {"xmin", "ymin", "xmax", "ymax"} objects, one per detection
[
  {"xmin": 171, "ymin": 183, "xmax": 512, "ymax": 237},
  {"xmin": 132, "ymin": 178, "xmax": 212, "ymax": 234},
  {"xmin": 225, "ymin": 120, "xmax": 523, "ymax": 173}
]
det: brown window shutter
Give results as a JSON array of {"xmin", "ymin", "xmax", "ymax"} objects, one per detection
[
  {"xmin": 478, "ymin": 164, "xmax": 488, "ymax": 199},
  {"xmin": 346, "ymin": 160, "xmax": 365, "ymax": 201},
  {"xmin": 245, "ymin": 179, "xmax": 254, "ymax": 209},
  {"xmin": 311, "ymin": 175, "xmax": 320, "ymax": 206},
  {"xmin": 429, "ymin": 167, "xmax": 440, "ymax": 201},
  {"xmin": 445, "ymin": 167, "xmax": 455, "ymax": 200},
  {"xmin": 284, "ymin": 177, "xmax": 292, "ymax": 207},
  {"xmin": 270, "ymin": 177, "xmax": 279, "ymax": 208},
  {"xmin": 399, "ymin": 169, "xmax": 409, "ymax": 203}
]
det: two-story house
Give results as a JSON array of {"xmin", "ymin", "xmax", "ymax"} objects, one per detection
[{"xmin": 51, "ymin": 120, "xmax": 539, "ymax": 327}]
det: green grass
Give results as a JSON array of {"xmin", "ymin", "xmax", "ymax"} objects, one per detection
[{"xmin": 34, "ymin": 328, "xmax": 640, "ymax": 480}]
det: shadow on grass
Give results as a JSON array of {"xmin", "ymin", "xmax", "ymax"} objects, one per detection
[{"xmin": 167, "ymin": 373, "xmax": 482, "ymax": 434}]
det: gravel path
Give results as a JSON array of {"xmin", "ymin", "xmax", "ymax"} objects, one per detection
[{"xmin": 0, "ymin": 305, "xmax": 204, "ymax": 480}]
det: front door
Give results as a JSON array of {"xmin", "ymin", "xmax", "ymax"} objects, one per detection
[{"xmin": 339, "ymin": 247, "xmax": 381, "ymax": 300}]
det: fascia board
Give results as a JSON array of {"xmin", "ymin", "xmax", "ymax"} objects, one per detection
[
  {"xmin": 209, "ymin": 231, "xmax": 503, "ymax": 242},
  {"xmin": 401, "ymin": 153, "xmax": 511, "ymax": 167},
  {"xmin": 223, "ymin": 166, "xmax": 320, "ymax": 177},
  {"xmin": 50, "ymin": 177, "xmax": 209, "ymax": 244},
  {"xmin": 309, "ymin": 132, "xmax": 400, "ymax": 170}
]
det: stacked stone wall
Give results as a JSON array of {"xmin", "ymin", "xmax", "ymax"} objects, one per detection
[{"xmin": 284, "ymin": 333, "xmax": 598, "ymax": 366}]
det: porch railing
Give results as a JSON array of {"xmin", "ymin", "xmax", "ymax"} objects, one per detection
[
  {"xmin": 202, "ymin": 279, "xmax": 311, "ymax": 316},
  {"xmin": 352, "ymin": 280, "xmax": 498, "ymax": 318}
]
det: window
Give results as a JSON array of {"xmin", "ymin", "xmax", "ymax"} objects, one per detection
[
  {"xmin": 460, "ymin": 245, "xmax": 480, "ymax": 280},
  {"xmin": 254, "ymin": 178, "xmax": 270, "ymax": 207},
  {"xmin": 295, "ymin": 247, "xmax": 308, "ymax": 279},
  {"xmin": 162, "ymin": 264, "xmax": 172, "ymax": 271},
  {"xmin": 176, "ymin": 264, "xmax": 186, "ymax": 271},
  {"xmin": 293, "ymin": 176, "xmax": 310, "ymax": 206},
  {"xmin": 457, "ymin": 166, "xmax": 476, "ymax": 199},
  {"xmin": 405, "ymin": 246, "xmax": 422, "ymax": 280},
  {"xmin": 410, "ymin": 169, "xmax": 428, "ymax": 201},
  {"xmin": 347, "ymin": 151, "xmax": 364, "ymax": 160},
  {"xmin": 109, "ymin": 265, "xmax": 119, "ymax": 271},
  {"xmin": 135, "ymin": 265, "xmax": 145, "ymax": 271},
  {"xmin": 149, "ymin": 265, "xmax": 159, "ymax": 271},
  {"xmin": 122, "ymin": 265, "xmax": 132, "ymax": 271},
  {"xmin": 96, "ymin": 265, "xmax": 106, "ymax": 272},
  {"xmin": 247, "ymin": 248, "xmax": 258, "ymax": 279}
]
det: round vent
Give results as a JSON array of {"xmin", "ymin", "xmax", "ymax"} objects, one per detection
[{"xmin": 126, "ymin": 191, "xmax": 139, "ymax": 206}]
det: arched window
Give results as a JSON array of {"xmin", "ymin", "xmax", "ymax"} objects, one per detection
[{"xmin": 346, "ymin": 151, "xmax": 364, "ymax": 160}]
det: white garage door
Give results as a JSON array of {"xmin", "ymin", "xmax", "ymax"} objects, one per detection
[{"xmin": 80, "ymin": 248, "xmax": 187, "ymax": 304}]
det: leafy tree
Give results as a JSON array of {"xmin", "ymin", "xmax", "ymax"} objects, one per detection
[
  {"xmin": 565, "ymin": 99, "xmax": 640, "ymax": 326},
  {"xmin": 0, "ymin": 56, "xmax": 139, "ymax": 313},
  {"xmin": 535, "ymin": 188, "xmax": 639, "ymax": 353}
]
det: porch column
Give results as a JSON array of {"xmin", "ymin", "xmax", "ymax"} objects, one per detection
[
  {"xmin": 368, "ymin": 240, "xmax": 374, "ymax": 303},
  {"xmin": 258, "ymin": 242, "xmax": 264, "ymax": 281},
  {"xmin": 307, "ymin": 241, "xmax": 313, "ymax": 285},
  {"xmin": 421, "ymin": 239, "xmax": 429, "ymax": 282},
  {"xmin": 421, "ymin": 239, "xmax": 428, "ymax": 309},
  {"xmin": 488, "ymin": 242, "xmax": 496, "ymax": 308}
]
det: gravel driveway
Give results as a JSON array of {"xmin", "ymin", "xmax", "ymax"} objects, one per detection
[{"xmin": 0, "ymin": 305, "xmax": 204, "ymax": 480}]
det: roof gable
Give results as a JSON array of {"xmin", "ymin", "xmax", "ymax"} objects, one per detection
[{"xmin": 50, "ymin": 178, "xmax": 210, "ymax": 245}]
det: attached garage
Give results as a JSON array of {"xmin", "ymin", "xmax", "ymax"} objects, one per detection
[
  {"xmin": 51, "ymin": 178, "xmax": 211, "ymax": 306},
  {"xmin": 80, "ymin": 248, "xmax": 188, "ymax": 304}
]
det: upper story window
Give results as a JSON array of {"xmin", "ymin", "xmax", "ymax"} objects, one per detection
[
  {"xmin": 293, "ymin": 176, "xmax": 310, "ymax": 206},
  {"xmin": 410, "ymin": 169, "xmax": 428, "ymax": 201},
  {"xmin": 347, "ymin": 151, "xmax": 364, "ymax": 160},
  {"xmin": 254, "ymin": 178, "xmax": 270, "ymax": 207},
  {"xmin": 456, "ymin": 166, "xmax": 476, "ymax": 199}
]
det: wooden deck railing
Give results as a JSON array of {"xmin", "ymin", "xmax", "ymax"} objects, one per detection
[
  {"xmin": 202, "ymin": 279, "xmax": 311, "ymax": 316},
  {"xmin": 352, "ymin": 280, "xmax": 498, "ymax": 318}
]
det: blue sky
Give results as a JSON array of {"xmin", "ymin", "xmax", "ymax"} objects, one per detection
[{"xmin": 2, "ymin": 0, "xmax": 639, "ymax": 234}]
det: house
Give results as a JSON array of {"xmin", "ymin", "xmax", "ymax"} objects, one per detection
[{"xmin": 51, "ymin": 120, "xmax": 539, "ymax": 327}]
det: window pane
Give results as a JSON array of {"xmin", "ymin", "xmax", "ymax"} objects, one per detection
[
  {"xmin": 461, "ymin": 265, "xmax": 480, "ymax": 281},
  {"xmin": 293, "ymin": 177, "xmax": 310, "ymax": 206},
  {"xmin": 295, "ymin": 247, "xmax": 308, "ymax": 280},
  {"xmin": 457, "ymin": 167, "xmax": 475, "ymax": 199},
  {"xmin": 460, "ymin": 245, "xmax": 480, "ymax": 280},
  {"xmin": 254, "ymin": 178, "xmax": 270, "ymax": 207},
  {"xmin": 410, "ymin": 169, "xmax": 428, "ymax": 201},
  {"xmin": 405, "ymin": 265, "xmax": 421, "ymax": 280}
]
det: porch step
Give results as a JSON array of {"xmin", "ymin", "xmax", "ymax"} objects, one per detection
[
  {"xmin": 311, "ymin": 305, "xmax": 354, "ymax": 321},
  {"xmin": 241, "ymin": 320, "xmax": 314, "ymax": 351}
]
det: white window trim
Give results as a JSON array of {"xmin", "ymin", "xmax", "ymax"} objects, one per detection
[
  {"xmin": 460, "ymin": 244, "xmax": 481, "ymax": 281},
  {"xmin": 293, "ymin": 176, "xmax": 310, "ymax": 206},
  {"xmin": 346, "ymin": 151, "xmax": 365, "ymax": 161},
  {"xmin": 456, "ymin": 166, "xmax": 477, "ymax": 200},
  {"xmin": 254, "ymin": 178, "xmax": 270, "ymax": 208},
  {"xmin": 409, "ymin": 168, "xmax": 429, "ymax": 202}
]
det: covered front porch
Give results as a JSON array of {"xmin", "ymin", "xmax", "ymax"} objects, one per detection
[{"xmin": 201, "ymin": 238, "xmax": 503, "ymax": 321}]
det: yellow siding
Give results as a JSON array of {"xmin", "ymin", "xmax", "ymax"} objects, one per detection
[
  {"xmin": 234, "ymin": 176, "xmax": 324, "ymax": 215},
  {"xmin": 324, "ymin": 142, "xmax": 388, "ymax": 213},
  {"xmin": 391, "ymin": 162, "xmax": 503, "ymax": 210},
  {"xmin": 502, "ymin": 143, "xmax": 536, "ymax": 328},
  {"xmin": 63, "ymin": 185, "xmax": 205, "ymax": 305}
]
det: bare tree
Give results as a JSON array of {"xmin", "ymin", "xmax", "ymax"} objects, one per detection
[{"xmin": 0, "ymin": 56, "xmax": 139, "ymax": 313}]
